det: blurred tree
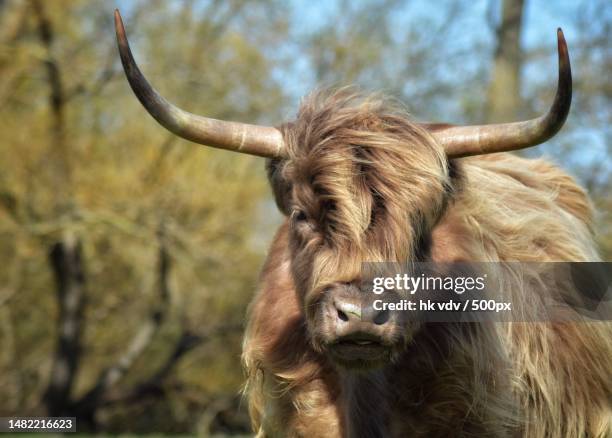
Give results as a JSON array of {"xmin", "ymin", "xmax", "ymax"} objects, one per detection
[
  {"xmin": 29, "ymin": 0, "xmax": 87, "ymax": 418},
  {"xmin": 0, "ymin": 0, "xmax": 289, "ymax": 433},
  {"xmin": 486, "ymin": 0, "xmax": 524, "ymax": 122}
]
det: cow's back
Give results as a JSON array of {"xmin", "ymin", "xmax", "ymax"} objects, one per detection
[
  {"xmin": 438, "ymin": 153, "xmax": 612, "ymax": 437},
  {"xmin": 448, "ymin": 153, "xmax": 599, "ymax": 262}
]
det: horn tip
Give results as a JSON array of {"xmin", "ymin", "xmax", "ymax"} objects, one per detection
[
  {"xmin": 556, "ymin": 28, "xmax": 568, "ymax": 53},
  {"xmin": 114, "ymin": 9, "xmax": 127, "ymax": 47},
  {"xmin": 555, "ymin": 27, "xmax": 570, "ymax": 71},
  {"xmin": 557, "ymin": 28, "xmax": 566, "ymax": 44},
  {"xmin": 114, "ymin": 9, "xmax": 124, "ymax": 31}
]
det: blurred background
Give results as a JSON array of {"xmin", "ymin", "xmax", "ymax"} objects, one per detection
[{"xmin": 0, "ymin": 0, "xmax": 609, "ymax": 435}]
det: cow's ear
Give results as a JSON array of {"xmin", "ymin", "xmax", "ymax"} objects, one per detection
[{"xmin": 266, "ymin": 158, "xmax": 292, "ymax": 216}]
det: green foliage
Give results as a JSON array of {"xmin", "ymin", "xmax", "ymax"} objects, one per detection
[{"xmin": 0, "ymin": 0, "xmax": 288, "ymax": 432}]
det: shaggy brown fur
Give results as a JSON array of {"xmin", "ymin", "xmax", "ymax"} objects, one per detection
[{"xmin": 242, "ymin": 89, "xmax": 612, "ymax": 437}]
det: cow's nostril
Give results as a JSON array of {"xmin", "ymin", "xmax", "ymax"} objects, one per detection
[
  {"xmin": 334, "ymin": 298, "xmax": 361, "ymax": 322},
  {"xmin": 337, "ymin": 308, "xmax": 349, "ymax": 322},
  {"xmin": 373, "ymin": 309, "xmax": 390, "ymax": 325}
]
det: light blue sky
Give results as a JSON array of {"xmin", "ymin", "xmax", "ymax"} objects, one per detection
[{"xmin": 113, "ymin": 0, "xmax": 609, "ymax": 181}]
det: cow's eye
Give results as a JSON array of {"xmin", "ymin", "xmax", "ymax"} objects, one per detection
[{"xmin": 294, "ymin": 209, "xmax": 307, "ymax": 222}]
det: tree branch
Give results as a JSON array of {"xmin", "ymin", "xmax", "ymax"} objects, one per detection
[
  {"xmin": 74, "ymin": 222, "xmax": 172, "ymax": 411},
  {"xmin": 100, "ymin": 322, "xmax": 242, "ymax": 406}
]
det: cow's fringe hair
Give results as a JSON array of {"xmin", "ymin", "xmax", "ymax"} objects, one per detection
[
  {"xmin": 242, "ymin": 88, "xmax": 612, "ymax": 437},
  {"xmin": 279, "ymin": 88, "xmax": 451, "ymax": 297}
]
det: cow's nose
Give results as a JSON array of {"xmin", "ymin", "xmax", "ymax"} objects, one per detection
[{"xmin": 334, "ymin": 296, "xmax": 390, "ymax": 326}]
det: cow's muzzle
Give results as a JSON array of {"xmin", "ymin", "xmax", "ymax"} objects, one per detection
[{"xmin": 319, "ymin": 283, "xmax": 398, "ymax": 368}]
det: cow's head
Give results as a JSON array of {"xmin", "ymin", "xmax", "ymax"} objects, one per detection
[
  {"xmin": 266, "ymin": 92, "xmax": 454, "ymax": 368},
  {"xmin": 114, "ymin": 10, "xmax": 571, "ymax": 369}
]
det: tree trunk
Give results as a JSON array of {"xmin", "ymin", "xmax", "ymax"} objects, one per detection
[
  {"xmin": 31, "ymin": 0, "xmax": 85, "ymax": 417},
  {"xmin": 44, "ymin": 232, "xmax": 86, "ymax": 416},
  {"xmin": 486, "ymin": 0, "xmax": 525, "ymax": 123}
]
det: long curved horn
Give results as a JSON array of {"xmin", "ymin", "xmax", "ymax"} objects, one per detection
[
  {"xmin": 430, "ymin": 28, "xmax": 572, "ymax": 158},
  {"xmin": 114, "ymin": 10, "xmax": 285, "ymax": 158}
]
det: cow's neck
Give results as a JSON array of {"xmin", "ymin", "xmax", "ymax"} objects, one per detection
[{"xmin": 340, "ymin": 370, "xmax": 391, "ymax": 438}]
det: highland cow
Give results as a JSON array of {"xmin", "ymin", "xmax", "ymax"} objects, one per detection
[{"xmin": 115, "ymin": 10, "xmax": 611, "ymax": 437}]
